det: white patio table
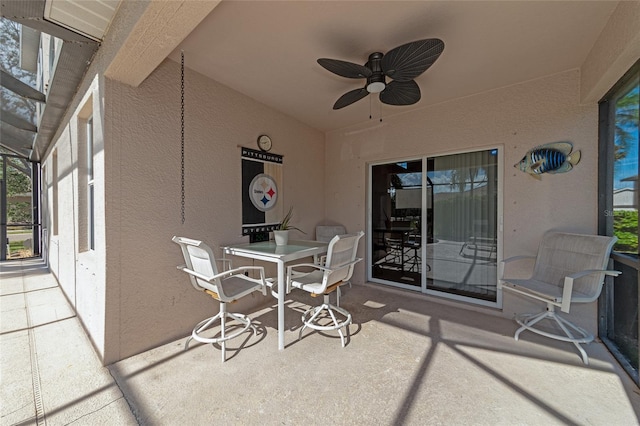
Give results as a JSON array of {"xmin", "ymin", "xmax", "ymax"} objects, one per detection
[{"xmin": 222, "ymin": 239, "xmax": 328, "ymax": 350}]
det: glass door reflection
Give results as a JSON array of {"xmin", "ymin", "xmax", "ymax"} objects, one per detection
[
  {"xmin": 427, "ymin": 150, "xmax": 498, "ymax": 302},
  {"xmin": 371, "ymin": 160, "xmax": 425, "ymax": 286},
  {"xmin": 369, "ymin": 148, "xmax": 500, "ymax": 305}
]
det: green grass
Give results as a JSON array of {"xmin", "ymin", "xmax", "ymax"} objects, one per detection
[
  {"xmin": 7, "ymin": 241, "xmax": 32, "ymax": 258},
  {"xmin": 7, "ymin": 229, "xmax": 30, "ymax": 234},
  {"xmin": 9, "ymin": 241, "xmax": 25, "ymax": 250}
]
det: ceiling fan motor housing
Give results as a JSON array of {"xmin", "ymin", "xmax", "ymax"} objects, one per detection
[{"xmin": 366, "ymin": 52, "xmax": 385, "ymax": 93}]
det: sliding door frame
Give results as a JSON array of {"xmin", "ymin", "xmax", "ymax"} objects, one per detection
[{"xmin": 366, "ymin": 145, "xmax": 504, "ymax": 308}]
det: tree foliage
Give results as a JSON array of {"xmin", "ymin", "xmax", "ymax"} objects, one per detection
[
  {"xmin": 5, "ymin": 159, "xmax": 32, "ymax": 224},
  {"xmin": 1, "ymin": 18, "xmax": 35, "ymax": 174},
  {"xmin": 614, "ymin": 84, "xmax": 639, "ymax": 161},
  {"xmin": 0, "ymin": 18, "xmax": 37, "ymax": 125},
  {"xmin": 1, "ymin": 17, "xmax": 36, "ymax": 224},
  {"xmin": 614, "ymin": 210, "xmax": 639, "ymax": 254}
]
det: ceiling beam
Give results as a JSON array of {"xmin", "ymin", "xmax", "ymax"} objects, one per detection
[
  {"xmin": 105, "ymin": 0, "xmax": 221, "ymax": 87},
  {"xmin": 0, "ymin": 141, "xmax": 31, "ymax": 158},
  {"xmin": 0, "ymin": 70, "xmax": 46, "ymax": 102},
  {"xmin": 0, "ymin": 123, "xmax": 33, "ymax": 158},
  {"xmin": 0, "ymin": 109, "xmax": 37, "ymax": 132},
  {"xmin": 1, "ymin": 121, "xmax": 33, "ymax": 142}
]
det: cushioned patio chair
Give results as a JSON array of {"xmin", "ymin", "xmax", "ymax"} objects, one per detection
[
  {"xmin": 287, "ymin": 231, "xmax": 364, "ymax": 347},
  {"xmin": 172, "ymin": 236, "xmax": 268, "ymax": 362},
  {"xmin": 499, "ymin": 231, "xmax": 619, "ymax": 364}
]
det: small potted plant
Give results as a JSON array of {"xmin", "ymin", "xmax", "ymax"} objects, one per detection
[{"xmin": 273, "ymin": 206, "xmax": 306, "ymax": 245}]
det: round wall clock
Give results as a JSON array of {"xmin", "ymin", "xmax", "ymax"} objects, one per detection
[{"xmin": 257, "ymin": 134, "xmax": 272, "ymax": 152}]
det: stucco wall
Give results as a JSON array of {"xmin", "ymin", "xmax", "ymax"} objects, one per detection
[
  {"xmin": 75, "ymin": 84, "xmax": 108, "ymax": 359},
  {"xmin": 38, "ymin": 0, "xmax": 153, "ymax": 364},
  {"xmin": 45, "ymin": 126, "xmax": 77, "ymax": 298},
  {"xmin": 103, "ymin": 59, "xmax": 325, "ymax": 363},
  {"xmin": 40, "ymin": 78, "xmax": 108, "ymax": 358},
  {"xmin": 36, "ymin": 0, "xmax": 639, "ymax": 365},
  {"xmin": 581, "ymin": 0, "xmax": 640, "ymax": 103},
  {"xmin": 325, "ymin": 69, "xmax": 600, "ymax": 330},
  {"xmin": 38, "ymin": 0, "xmax": 325, "ymax": 365}
]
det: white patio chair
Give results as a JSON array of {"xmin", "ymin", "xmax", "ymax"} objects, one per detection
[
  {"xmin": 172, "ymin": 236, "xmax": 268, "ymax": 362},
  {"xmin": 315, "ymin": 224, "xmax": 348, "ymax": 266},
  {"xmin": 499, "ymin": 231, "xmax": 620, "ymax": 364},
  {"xmin": 315, "ymin": 225, "xmax": 348, "ymax": 304},
  {"xmin": 384, "ymin": 235, "xmax": 405, "ymax": 266},
  {"xmin": 287, "ymin": 231, "xmax": 364, "ymax": 347},
  {"xmin": 315, "ymin": 225, "xmax": 347, "ymax": 243}
]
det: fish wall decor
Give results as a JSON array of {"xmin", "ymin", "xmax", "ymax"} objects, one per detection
[{"xmin": 515, "ymin": 141, "xmax": 581, "ymax": 180}]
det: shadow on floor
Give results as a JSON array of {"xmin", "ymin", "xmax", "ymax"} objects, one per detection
[
  {"xmin": 109, "ymin": 283, "xmax": 640, "ymax": 425},
  {"xmin": 3, "ymin": 258, "xmax": 639, "ymax": 425}
]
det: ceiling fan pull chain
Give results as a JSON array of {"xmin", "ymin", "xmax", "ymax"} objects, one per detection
[
  {"xmin": 369, "ymin": 95, "xmax": 372, "ymax": 120},
  {"xmin": 181, "ymin": 50, "xmax": 185, "ymax": 225}
]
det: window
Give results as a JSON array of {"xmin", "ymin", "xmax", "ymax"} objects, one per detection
[
  {"xmin": 87, "ymin": 117, "xmax": 95, "ymax": 250},
  {"xmin": 78, "ymin": 96, "xmax": 94, "ymax": 253},
  {"xmin": 599, "ymin": 59, "xmax": 640, "ymax": 384},
  {"xmin": 52, "ymin": 149, "xmax": 58, "ymax": 236}
]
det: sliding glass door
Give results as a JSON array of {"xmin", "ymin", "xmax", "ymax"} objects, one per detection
[
  {"xmin": 368, "ymin": 148, "xmax": 501, "ymax": 306},
  {"xmin": 427, "ymin": 149, "xmax": 499, "ymax": 302}
]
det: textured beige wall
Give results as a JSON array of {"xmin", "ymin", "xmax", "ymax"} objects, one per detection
[
  {"xmin": 581, "ymin": 0, "xmax": 640, "ymax": 103},
  {"xmin": 103, "ymin": 59, "xmax": 325, "ymax": 362},
  {"xmin": 38, "ymin": 0, "xmax": 639, "ymax": 365},
  {"xmin": 38, "ymin": 0, "xmax": 152, "ymax": 364},
  {"xmin": 39, "ymin": 0, "xmax": 325, "ymax": 365},
  {"xmin": 326, "ymin": 69, "xmax": 600, "ymax": 331},
  {"xmin": 75, "ymin": 83, "xmax": 108, "ymax": 359},
  {"xmin": 40, "ymin": 78, "xmax": 108, "ymax": 359}
]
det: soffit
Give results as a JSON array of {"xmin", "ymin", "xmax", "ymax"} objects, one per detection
[{"xmin": 44, "ymin": 0, "xmax": 119, "ymax": 41}]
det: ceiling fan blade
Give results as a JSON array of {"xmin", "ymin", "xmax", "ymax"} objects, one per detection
[
  {"xmin": 379, "ymin": 80, "xmax": 421, "ymax": 106},
  {"xmin": 318, "ymin": 58, "xmax": 373, "ymax": 79},
  {"xmin": 381, "ymin": 39, "xmax": 444, "ymax": 82},
  {"xmin": 333, "ymin": 88, "xmax": 369, "ymax": 109}
]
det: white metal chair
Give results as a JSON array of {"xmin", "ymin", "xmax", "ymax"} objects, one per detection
[
  {"xmin": 287, "ymin": 231, "xmax": 364, "ymax": 347},
  {"xmin": 499, "ymin": 231, "xmax": 620, "ymax": 364},
  {"xmin": 384, "ymin": 235, "xmax": 405, "ymax": 266},
  {"xmin": 172, "ymin": 236, "xmax": 268, "ymax": 362},
  {"xmin": 403, "ymin": 233, "xmax": 422, "ymax": 272},
  {"xmin": 315, "ymin": 225, "xmax": 347, "ymax": 243},
  {"xmin": 315, "ymin": 225, "xmax": 348, "ymax": 304},
  {"xmin": 315, "ymin": 225, "xmax": 348, "ymax": 267}
]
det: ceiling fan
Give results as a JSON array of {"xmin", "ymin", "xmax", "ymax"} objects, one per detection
[{"xmin": 318, "ymin": 38, "xmax": 445, "ymax": 110}]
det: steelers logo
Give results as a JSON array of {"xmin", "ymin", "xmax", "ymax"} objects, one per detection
[{"xmin": 249, "ymin": 173, "xmax": 277, "ymax": 212}]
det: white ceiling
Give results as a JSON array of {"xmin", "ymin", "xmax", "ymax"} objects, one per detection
[{"xmin": 170, "ymin": 1, "xmax": 618, "ymax": 133}]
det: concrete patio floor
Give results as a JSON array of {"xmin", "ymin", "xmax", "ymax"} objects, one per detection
[{"xmin": 2, "ymin": 258, "xmax": 640, "ymax": 425}]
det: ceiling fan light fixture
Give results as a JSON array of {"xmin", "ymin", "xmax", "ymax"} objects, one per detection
[{"xmin": 367, "ymin": 81, "xmax": 385, "ymax": 93}]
